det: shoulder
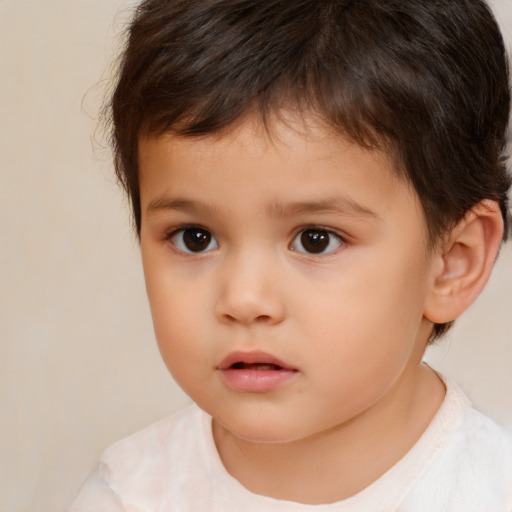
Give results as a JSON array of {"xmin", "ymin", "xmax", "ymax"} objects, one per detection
[
  {"xmin": 71, "ymin": 404, "xmax": 213, "ymax": 510},
  {"xmin": 100, "ymin": 403, "xmax": 210, "ymax": 488},
  {"xmin": 437, "ymin": 379, "xmax": 512, "ymax": 475},
  {"xmin": 101, "ymin": 403, "xmax": 203, "ymax": 468},
  {"xmin": 447, "ymin": 405, "xmax": 512, "ymax": 484},
  {"xmin": 455, "ymin": 405, "xmax": 512, "ymax": 457},
  {"xmin": 404, "ymin": 377, "xmax": 512, "ymax": 511}
]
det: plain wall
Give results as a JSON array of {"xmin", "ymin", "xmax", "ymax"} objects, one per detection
[{"xmin": 0, "ymin": 1, "xmax": 511, "ymax": 511}]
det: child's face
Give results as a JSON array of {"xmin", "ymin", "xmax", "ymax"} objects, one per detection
[{"xmin": 139, "ymin": 117, "xmax": 437, "ymax": 443}]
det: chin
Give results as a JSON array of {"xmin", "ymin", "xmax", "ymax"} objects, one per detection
[{"xmin": 215, "ymin": 412, "xmax": 309, "ymax": 445}]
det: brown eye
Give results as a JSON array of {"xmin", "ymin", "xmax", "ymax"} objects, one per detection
[
  {"xmin": 171, "ymin": 227, "xmax": 218, "ymax": 253},
  {"xmin": 291, "ymin": 228, "xmax": 342, "ymax": 254}
]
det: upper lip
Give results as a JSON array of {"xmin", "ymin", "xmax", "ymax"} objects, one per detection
[{"xmin": 217, "ymin": 350, "xmax": 297, "ymax": 371}]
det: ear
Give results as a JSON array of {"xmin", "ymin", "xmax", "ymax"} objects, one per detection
[{"xmin": 423, "ymin": 200, "xmax": 504, "ymax": 324}]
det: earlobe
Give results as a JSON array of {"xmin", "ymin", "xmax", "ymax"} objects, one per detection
[{"xmin": 424, "ymin": 200, "xmax": 504, "ymax": 324}]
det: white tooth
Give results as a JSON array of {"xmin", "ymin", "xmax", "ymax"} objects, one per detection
[{"xmin": 257, "ymin": 364, "xmax": 274, "ymax": 370}]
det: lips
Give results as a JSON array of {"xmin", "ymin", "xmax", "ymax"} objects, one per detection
[
  {"xmin": 218, "ymin": 350, "xmax": 296, "ymax": 371},
  {"xmin": 217, "ymin": 350, "xmax": 298, "ymax": 393}
]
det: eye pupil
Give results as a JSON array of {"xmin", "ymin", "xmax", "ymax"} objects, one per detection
[
  {"xmin": 301, "ymin": 230, "xmax": 330, "ymax": 253},
  {"xmin": 183, "ymin": 228, "xmax": 211, "ymax": 252}
]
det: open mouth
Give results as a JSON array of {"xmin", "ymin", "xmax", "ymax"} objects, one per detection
[
  {"xmin": 218, "ymin": 351, "xmax": 298, "ymax": 392},
  {"xmin": 230, "ymin": 362, "xmax": 284, "ymax": 370},
  {"xmin": 218, "ymin": 350, "xmax": 297, "ymax": 372}
]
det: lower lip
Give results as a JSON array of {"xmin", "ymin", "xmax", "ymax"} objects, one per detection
[{"xmin": 219, "ymin": 368, "xmax": 298, "ymax": 393}]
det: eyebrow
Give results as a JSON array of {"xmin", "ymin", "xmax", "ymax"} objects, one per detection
[
  {"xmin": 146, "ymin": 197, "xmax": 220, "ymax": 216},
  {"xmin": 266, "ymin": 197, "xmax": 381, "ymax": 220},
  {"xmin": 146, "ymin": 196, "xmax": 380, "ymax": 220}
]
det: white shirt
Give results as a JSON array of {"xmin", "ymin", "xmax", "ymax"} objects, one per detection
[{"xmin": 70, "ymin": 377, "xmax": 512, "ymax": 511}]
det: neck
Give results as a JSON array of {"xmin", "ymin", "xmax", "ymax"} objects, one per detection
[{"xmin": 212, "ymin": 363, "xmax": 445, "ymax": 504}]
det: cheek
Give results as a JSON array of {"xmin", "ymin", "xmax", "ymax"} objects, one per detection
[
  {"xmin": 151, "ymin": 292, "xmax": 213, "ymax": 397},
  {"xmin": 143, "ymin": 263, "xmax": 213, "ymax": 375},
  {"xmin": 151, "ymin": 291, "xmax": 207, "ymax": 343},
  {"xmin": 301, "ymin": 247, "xmax": 430, "ymax": 368}
]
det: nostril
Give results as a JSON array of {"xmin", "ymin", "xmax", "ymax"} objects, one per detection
[
  {"xmin": 221, "ymin": 313, "xmax": 273, "ymax": 324},
  {"xmin": 255, "ymin": 314, "xmax": 272, "ymax": 323}
]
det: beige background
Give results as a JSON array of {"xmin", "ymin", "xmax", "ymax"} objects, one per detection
[{"xmin": 0, "ymin": 1, "xmax": 511, "ymax": 511}]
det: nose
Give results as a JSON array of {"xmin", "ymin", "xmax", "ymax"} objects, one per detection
[{"xmin": 215, "ymin": 251, "xmax": 286, "ymax": 325}]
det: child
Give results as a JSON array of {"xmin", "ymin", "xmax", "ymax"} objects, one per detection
[{"xmin": 71, "ymin": 0, "xmax": 512, "ymax": 509}]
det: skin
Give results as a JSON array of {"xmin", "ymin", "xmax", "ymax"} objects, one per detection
[{"xmin": 138, "ymin": 117, "xmax": 449, "ymax": 503}]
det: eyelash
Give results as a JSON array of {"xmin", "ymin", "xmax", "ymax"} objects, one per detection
[
  {"xmin": 164, "ymin": 225, "xmax": 345, "ymax": 256},
  {"xmin": 164, "ymin": 224, "xmax": 219, "ymax": 254},
  {"xmin": 290, "ymin": 226, "xmax": 344, "ymax": 255}
]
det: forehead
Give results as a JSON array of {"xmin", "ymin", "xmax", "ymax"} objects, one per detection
[
  {"xmin": 138, "ymin": 116, "xmax": 425, "ymax": 233},
  {"xmin": 139, "ymin": 111, "xmax": 382, "ymax": 166},
  {"xmin": 138, "ymin": 115, "xmax": 388, "ymax": 183}
]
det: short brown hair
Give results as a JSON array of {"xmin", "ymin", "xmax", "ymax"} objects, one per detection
[{"xmin": 108, "ymin": 0, "xmax": 511, "ymax": 339}]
